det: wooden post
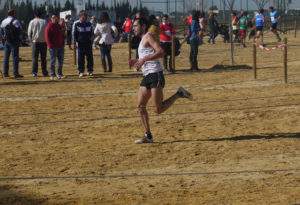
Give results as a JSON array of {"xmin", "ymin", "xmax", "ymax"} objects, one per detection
[
  {"xmin": 253, "ymin": 42, "xmax": 257, "ymax": 79},
  {"xmin": 294, "ymin": 20, "xmax": 297, "ymax": 38},
  {"xmin": 128, "ymin": 35, "xmax": 132, "ymax": 69},
  {"xmin": 283, "ymin": 38, "xmax": 288, "ymax": 83},
  {"xmin": 171, "ymin": 36, "xmax": 175, "ymax": 73},
  {"xmin": 73, "ymin": 47, "xmax": 76, "ymax": 65}
]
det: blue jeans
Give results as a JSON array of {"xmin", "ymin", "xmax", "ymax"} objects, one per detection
[
  {"xmin": 77, "ymin": 44, "xmax": 93, "ymax": 74},
  {"xmin": 48, "ymin": 46, "xmax": 64, "ymax": 76},
  {"xmin": 209, "ymin": 30, "xmax": 216, "ymax": 44},
  {"xmin": 3, "ymin": 41, "xmax": 19, "ymax": 76},
  {"xmin": 100, "ymin": 44, "xmax": 112, "ymax": 64}
]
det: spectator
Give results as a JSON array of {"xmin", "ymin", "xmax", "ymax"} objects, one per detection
[
  {"xmin": 45, "ymin": 15, "xmax": 50, "ymax": 25},
  {"xmin": 208, "ymin": 13, "xmax": 218, "ymax": 44},
  {"xmin": 114, "ymin": 17, "xmax": 123, "ymax": 42},
  {"xmin": 0, "ymin": 9, "xmax": 23, "ymax": 78},
  {"xmin": 45, "ymin": 14, "xmax": 66, "ymax": 80},
  {"xmin": 65, "ymin": 14, "xmax": 74, "ymax": 50},
  {"xmin": 199, "ymin": 11, "xmax": 206, "ymax": 41},
  {"xmin": 20, "ymin": 20, "xmax": 29, "ymax": 46},
  {"xmin": 94, "ymin": 12, "xmax": 118, "ymax": 72},
  {"xmin": 28, "ymin": 9, "xmax": 49, "ymax": 77},
  {"xmin": 90, "ymin": 16, "xmax": 98, "ymax": 49},
  {"xmin": 122, "ymin": 14, "xmax": 132, "ymax": 42},
  {"xmin": 72, "ymin": 10, "xmax": 94, "ymax": 77},
  {"xmin": 148, "ymin": 15, "xmax": 161, "ymax": 41},
  {"xmin": 189, "ymin": 11, "xmax": 201, "ymax": 71},
  {"xmin": 159, "ymin": 14, "xmax": 175, "ymax": 72}
]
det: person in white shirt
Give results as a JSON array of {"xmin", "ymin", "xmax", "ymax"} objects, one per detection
[
  {"xmin": 129, "ymin": 17, "xmax": 193, "ymax": 144},
  {"xmin": 27, "ymin": 10, "xmax": 48, "ymax": 77},
  {"xmin": 94, "ymin": 12, "xmax": 118, "ymax": 72}
]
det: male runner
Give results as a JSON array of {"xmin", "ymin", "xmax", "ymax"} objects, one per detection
[
  {"xmin": 129, "ymin": 17, "xmax": 192, "ymax": 144},
  {"xmin": 269, "ymin": 6, "xmax": 281, "ymax": 42}
]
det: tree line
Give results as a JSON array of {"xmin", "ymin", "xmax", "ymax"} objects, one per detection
[{"xmin": 0, "ymin": 0, "xmax": 149, "ymax": 24}]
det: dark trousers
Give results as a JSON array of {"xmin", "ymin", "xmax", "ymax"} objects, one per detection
[
  {"xmin": 189, "ymin": 38, "xmax": 199, "ymax": 70},
  {"xmin": 32, "ymin": 42, "xmax": 48, "ymax": 75},
  {"xmin": 3, "ymin": 41, "xmax": 20, "ymax": 76},
  {"xmin": 78, "ymin": 44, "xmax": 93, "ymax": 74},
  {"xmin": 189, "ymin": 38, "xmax": 199, "ymax": 61},
  {"xmin": 209, "ymin": 30, "xmax": 216, "ymax": 44},
  {"xmin": 161, "ymin": 42, "xmax": 172, "ymax": 70},
  {"xmin": 100, "ymin": 44, "xmax": 112, "ymax": 71}
]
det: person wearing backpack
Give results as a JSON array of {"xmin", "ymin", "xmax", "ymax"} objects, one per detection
[
  {"xmin": 28, "ymin": 10, "xmax": 49, "ymax": 77},
  {"xmin": 0, "ymin": 9, "xmax": 23, "ymax": 78}
]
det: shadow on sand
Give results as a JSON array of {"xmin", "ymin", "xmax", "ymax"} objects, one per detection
[
  {"xmin": 158, "ymin": 132, "xmax": 300, "ymax": 144},
  {"xmin": 0, "ymin": 184, "xmax": 52, "ymax": 205}
]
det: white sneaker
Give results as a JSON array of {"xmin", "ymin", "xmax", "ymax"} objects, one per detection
[
  {"xmin": 50, "ymin": 76, "xmax": 58, "ymax": 80},
  {"xmin": 57, "ymin": 74, "xmax": 66, "ymax": 79},
  {"xmin": 79, "ymin": 73, "xmax": 84, "ymax": 77},
  {"xmin": 87, "ymin": 72, "xmax": 93, "ymax": 76},
  {"xmin": 177, "ymin": 87, "xmax": 193, "ymax": 100},
  {"xmin": 135, "ymin": 135, "xmax": 154, "ymax": 144}
]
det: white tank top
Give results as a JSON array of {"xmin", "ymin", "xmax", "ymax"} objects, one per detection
[{"xmin": 138, "ymin": 32, "xmax": 163, "ymax": 76}]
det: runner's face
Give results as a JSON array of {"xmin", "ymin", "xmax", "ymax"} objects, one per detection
[{"xmin": 133, "ymin": 20, "xmax": 142, "ymax": 37}]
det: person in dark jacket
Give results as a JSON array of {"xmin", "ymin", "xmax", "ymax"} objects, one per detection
[
  {"xmin": 72, "ymin": 10, "xmax": 94, "ymax": 77},
  {"xmin": 0, "ymin": 9, "xmax": 23, "ymax": 78}
]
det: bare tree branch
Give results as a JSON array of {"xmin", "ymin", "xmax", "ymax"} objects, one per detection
[
  {"xmin": 225, "ymin": 0, "xmax": 236, "ymax": 11},
  {"xmin": 252, "ymin": 0, "xmax": 271, "ymax": 10}
]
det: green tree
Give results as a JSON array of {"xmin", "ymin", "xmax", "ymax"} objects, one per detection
[{"xmin": 64, "ymin": 0, "xmax": 72, "ymax": 10}]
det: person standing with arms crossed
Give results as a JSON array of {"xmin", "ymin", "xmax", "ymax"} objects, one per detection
[{"xmin": 129, "ymin": 17, "xmax": 193, "ymax": 144}]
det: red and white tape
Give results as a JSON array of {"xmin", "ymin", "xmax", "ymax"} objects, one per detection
[{"xmin": 253, "ymin": 40, "xmax": 287, "ymax": 51}]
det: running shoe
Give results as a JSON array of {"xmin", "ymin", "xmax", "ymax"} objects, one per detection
[
  {"xmin": 79, "ymin": 73, "xmax": 84, "ymax": 77},
  {"xmin": 177, "ymin": 87, "xmax": 193, "ymax": 100},
  {"xmin": 135, "ymin": 133, "xmax": 154, "ymax": 144}
]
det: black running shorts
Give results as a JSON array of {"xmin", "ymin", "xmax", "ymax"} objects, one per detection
[
  {"xmin": 271, "ymin": 23, "xmax": 278, "ymax": 30},
  {"xmin": 256, "ymin": 26, "xmax": 263, "ymax": 31},
  {"xmin": 140, "ymin": 71, "xmax": 165, "ymax": 90}
]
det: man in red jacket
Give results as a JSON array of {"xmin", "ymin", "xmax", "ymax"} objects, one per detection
[
  {"xmin": 122, "ymin": 14, "xmax": 132, "ymax": 42},
  {"xmin": 45, "ymin": 14, "xmax": 65, "ymax": 80},
  {"xmin": 159, "ymin": 14, "xmax": 175, "ymax": 72}
]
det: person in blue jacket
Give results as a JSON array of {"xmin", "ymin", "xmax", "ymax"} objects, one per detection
[
  {"xmin": 189, "ymin": 10, "xmax": 201, "ymax": 71},
  {"xmin": 269, "ymin": 6, "xmax": 281, "ymax": 42}
]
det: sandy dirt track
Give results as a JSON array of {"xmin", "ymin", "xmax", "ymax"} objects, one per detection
[{"xmin": 0, "ymin": 32, "xmax": 300, "ymax": 204}]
